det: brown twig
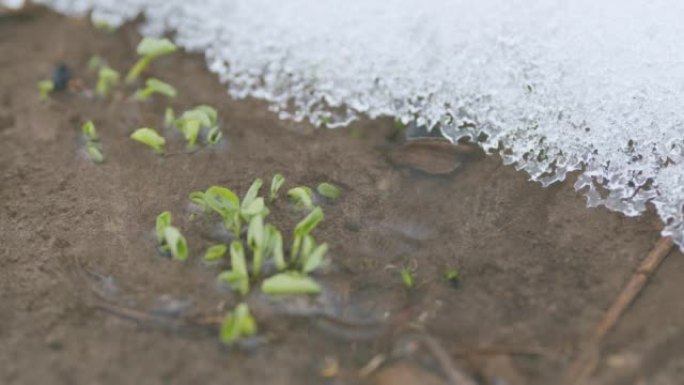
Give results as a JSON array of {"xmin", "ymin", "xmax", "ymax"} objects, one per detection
[{"xmin": 563, "ymin": 236, "xmax": 674, "ymax": 385}]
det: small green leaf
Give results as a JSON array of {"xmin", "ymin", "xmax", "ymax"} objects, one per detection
[
  {"xmin": 203, "ymin": 244, "xmax": 227, "ymax": 262},
  {"xmin": 82, "ymin": 121, "xmax": 98, "ymax": 140},
  {"xmin": 85, "ymin": 142, "xmax": 104, "ymax": 164},
  {"xmin": 269, "ymin": 174, "xmax": 285, "ymax": 202},
  {"xmin": 401, "ymin": 269, "xmax": 414, "ymax": 288},
  {"xmin": 38, "ymin": 80, "xmax": 54, "ymax": 101},
  {"xmin": 130, "ymin": 127, "xmax": 165, "ymax": 154},
  {"xmin": 134, "ymin": 78, "xmax": 177, "ymax": 100},
  {"xmin": 227, "ymin": 240, "xmax": 249, "ymax": 294},
  {"xmin": 287, "ymin": 186, "xmax": 314, "ymax": 210},
  {"xmin": 317, "ymin": 182, "xmax": 340, "ymax": 200},
  {"xmin": 247, "ymin": 215, "xmax": 265, "ymax": 251},
  {"xmin": 242, "ymin": 179, "xmax": 263, "ymax": 210},
  {"xmin": 294, "ymin": 206, "xmax": 324, "ymax": 237},
  {"xmin": 261, "ymin": 272, "xmax": 322, "ymax": 295},
  {"xmin": 207, "ymin": 126, "xmax": 222, "ymax": 144},
  {"xmin": 220, "ymin": 303, "xmax": 256, "ymax": 345},
  {"xmin": 181, "ymin": 119, "xmax": 201, "ymax": 146},
  {"xmin": 96, "ymin": 66, "xmax": 120, "ymax": 97},
  {"xmin": 189, "ymin": 191, "xmax": 208, "ymax": 210},
  {"xmin": 267, "ymin": 225, "xmax": 286, "ymax": 271},
  {"xmin": 204, "ymin": 186, "xmax": 240, "ymax": 217},
  {"xmin": 155, "ymin": 211, "xmax": 172, "ymax": 245},
  {"xmin": 195, "ymin": 105, "xmax": 218, "ymax": 125},
  {"xmin": 241, "ymin": 197, "xmax": 266, "ymax": 219},
  {"xmin": 302, "ymin": 243, "xmax": 328, "ymax": 273},
  {"xmin": 136, "ymin": 37, "xmax": 177, "ymax": 58},
  {"xmin": 164, "ymin": 226, "xmax": 188, "ymax": 261}
]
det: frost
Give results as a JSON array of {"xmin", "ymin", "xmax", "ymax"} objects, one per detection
[{"xmin": 10, "ymin": 0, "xmax": 684, "ymax": 249}]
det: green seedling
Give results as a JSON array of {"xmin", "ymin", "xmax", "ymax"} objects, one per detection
[
  {"xmin": 261, "ymin": 272, "xmax": 322, "ymax": 295},
  {"xmin": 302, "ymin": 242, "xmax": 328, "ymax": 273},
  {"xmin": 317, "ymin": 182, "xmax": 340, "ymax": 200},
  {"xmin": 204, "ymin": 244, "xmax": 227, "ymax": 262},
  {"xmin": 85, "ymin": 141, "xmax": 104, "ymax": 164},
  {"xmin": 218, "ymin": 241, "xmax": 249, "ymax": 294},
  {"xmin": 38, "ymin": 80, "xmax": 54, "ymax": 101},
  {"xmin": 401, "ymin": 268, "xmax": 415, "ymax": 289},
  {"xmin": 287, "ymin": 186, "xmax": 314, "ymax": 210},
  {"xmin": 189, "ymin": 191, "xmax": 209, "ymax": 211},
  {"xmin": 82, "ymin": 120, "xmax": 98, "ymax": 140},
  {"xmin": 269, "ymin": 174, "xmax": 285, "ymax": 202},
  {"xmin": 155, "ymin": 211, "xmax": 172, "ymax": 245},
  {"xmin": 291, "ymin": 207, "xmax": 324, "ymax": 261},
  {"xmin": 134, "ymin": 78, "xmax": 177, "ymax": 101},
  {"xmin": 204, "ymin": 186, "xmax": 242, "ymax": 236},
  {"xmin": 174, "ymin": 106, "xmax": 221, "ymax": 146},
  {"xmin": 164, "ymin": 226, "xmax": 188, "ymax": 261},
  {"xmin": 266, "ymin": 224, "xmax": 286, "ymax": 271},
  {"xmin": 445, "ymin": 269, "xmax": 461, "ymax": 288},
  {"xmin": 96, "ymin": 65, "xmax": 120, "ymax": 97},
  {"xmin": 240, "ymin": 178, "xmax": 268, "ymax": 220},
  {"xmin": 126, "ymin": 37, "xmax": 177, "ymax": 83},
  {"xmin": 130, "ymin": 127, "xmax": 165, "ymax": 154},
  {"xmin": 247, "ymin": 214, "xmax": 266, "ymax": 276},
  {"xmin": 220, "ymin": 303, "xmax": 257, "ymax": 345}
]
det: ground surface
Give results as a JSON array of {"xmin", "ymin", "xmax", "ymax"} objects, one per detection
[{"xmin": 1, "ymin": 8, "xmax": 683, "ymax": 385}]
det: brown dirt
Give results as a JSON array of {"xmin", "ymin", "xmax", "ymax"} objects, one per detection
[{"xmin": 1, "ymin": 8, "xmax": 683, "ymax": 385}]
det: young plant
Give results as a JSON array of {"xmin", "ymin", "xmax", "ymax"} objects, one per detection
[
  {"xmin": 247, "ymin": 214, "xmax": 266, "ymax": 276},
  {"xmin": 82, "ymin": 120, "xmax": 98, "ymax": 140},
  {"xmin": 85, "ymin": 141, "xmax": 105, "ymax": 164},
  {"xmin": 163, "ymin": 226, "xmax": 188, "ymax": 261},
  {"xmin": 220, "ymin": 303, "xmax": 257, "ymax": 345},
  {"xmin": 133, "ymin": 78, "xmax": 177, "ymax": 101},
  {"xmin": 266, "ymin": 224, "xmax": 286, "ymax": 271},
  {"xmin": 189, "ymin": 191, "xmax": 209, "ymax": 212},
  {"xmin": 125, "ymin": 37, "xmax": 177, "ymax": 83},
  {"xmin": 269, "ymin": 174, "xmax": 285, "ymax": 202},
  {"xmin": 261, "ymin": 272, "xmax": 322, "ymax": 295},
  {"xmin": 302, "ymin": 242, "xmax": 328, "ymax": 273},
  {"xmin": 218, "ymin": 241, "xmax": 249, "ymax": 295},
  {"xmin": 204, "ymin": 186, "xmax": 241, "ymax": 236},
  {"xmin": 400, "ymin": 268, "xmax": 415, "ymax": 289},
  {"xmin": 203, "ymin": 244, "xmax": 227, "ymax": 263},
  {"xmin": 38, "ymin": 80, "xmax": 54, "ymax": 101},
  {"xmin": 207, "ymin": 126, "xmax": 223, "ymax": 145},
  {"xmin": 291, "ymin": 206, "xmax": 324, "ymax": 261},
  {"xmin": 240, "ymin": 178, "xmax": 268, "ymax": 221},
  {"xmin": 287, "ymin": 186, "xmax": 314, "ymax": 210},
  {"xmin": 317, "ymin": 182, "xmax": 340, "ymax": 200},
  {"xmin": 96, "ymin": 65, "xmax": 120, "ymax": 97},
  {"xmin": 174, "ymin": 106, "xmax": 220, "ymax": 146},
  {"xmin": 155, "ymin": 211, "xmax": 172, "ymax": 246},
  {"xmin": 130, "ymin": 127, "xmax": 165, "ymax": 154}
]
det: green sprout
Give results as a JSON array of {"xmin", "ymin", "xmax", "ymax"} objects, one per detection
[
  {"xmin": 247, "ymin": 214, "xmax": 266, "ymax": 276},
  {"xmin": 38, "ymin": 80, "xmax": 54, "ymax": 101},
  {"xmin": 317, "ymin": 183, "xmax": 340, "ymax": 200},
  {"xmin": 291, "ymin": 207, "xmax": 324, "ymax": 261},
  {"xmin": 96, "ymin": 65, "xmax": 120, "ymax": 97},
  {"xmin": 400, "ymin": 268, "xmax": 415, "ymax": 289},
  {"xmin": 125, "ymin": 37, "xmax": 177, "ymax": 83},
  {"xmin": 266, "ymin": 224, "xmax": 286, "ymax": 271},
  {"xmin": 82, "ymin": 120, "xmax": 98, "ymax": 140},
  {"xmin": 174, "ymin": 106, "xmax": 221, "ymax": 146},
  {"xmin": 302, "ymin": 242, "xmax": 328, "ymax": 273},
  {"xmin": 189, "ymin": 191, "xmax": 209, "ymax": 211},
  {"xmin": 155, "ymin": 211, "xmax": 172, "ymax": 245},
  {"xmin": 220, "ymin": 303, "xmax": 257, "ymax": 345},
  {"xmin": 261, "ymin": 272, "xmax": 322, "ymax": 295},
  {"xmin": 445, "ymin": 269, "xmax": 461, "ymax": 288},
  {"xmin": 218, "ymin": 241, "xmax": 249, "ymax": 295},
  {"xmin": 130, "ymin": 127, "xmax": 165, "ymax": 154},
  {"xmin": 203, "ymin": 244, "xmax": 227, "ymax": 262},
  {"xmin": 134, "ymin": 78, "xmax": 177, "ymax": 101},
  {"xmin": 163, "ymin": 226, "xmax": 188, "ymax": 261},
  {"xmin": 204, "ymin": 186, "xmax": 242, "ymax": 236},
  {"xmin": 85, "ymin": 142, "xmax": 104, "ymax": 164},
  {"xmin": 287, "ymin": 186, "xmax": 314, "ymax": 210},
  {"xmin": 269, "ymin": 174, "xmax": 285, "ymax": 202}
]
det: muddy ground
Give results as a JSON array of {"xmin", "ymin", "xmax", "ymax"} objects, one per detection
[{"xmin": 1, "ymin": 8, "xmax": 684, "ymax": 385}]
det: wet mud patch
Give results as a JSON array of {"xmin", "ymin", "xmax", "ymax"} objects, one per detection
[{"xmin": 1, "ymin": 7, "xmax": 683, "ymax": 385}]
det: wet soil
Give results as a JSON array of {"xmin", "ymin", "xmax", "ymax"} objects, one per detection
[{"xmin": 2, "ymin": 8, "xmax": 684, "ymax": 385}]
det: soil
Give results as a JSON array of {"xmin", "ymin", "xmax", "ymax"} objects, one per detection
[{"xmin": 2, "ymin": 8, "xmax": 684, "ymax": 385}]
